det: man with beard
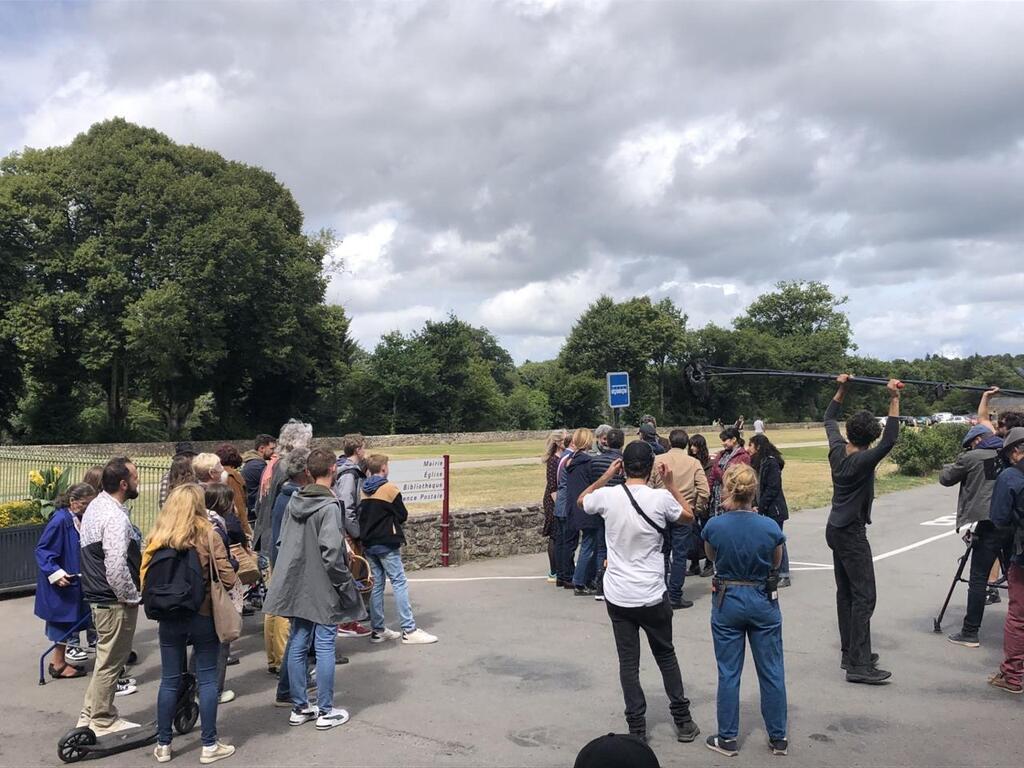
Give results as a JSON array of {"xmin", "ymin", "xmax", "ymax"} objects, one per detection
[{"xmin": 76, "ymin": 457, "xmax": 144, "ymax": 734}]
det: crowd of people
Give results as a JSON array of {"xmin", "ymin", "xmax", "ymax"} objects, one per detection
[
  {"xmin": 29, "ymin": 381, "xmax": 1024, "ymax": 764},
  {"xmin": 33, "ymin": 422, "xmax": 437, "ymax": 764}
]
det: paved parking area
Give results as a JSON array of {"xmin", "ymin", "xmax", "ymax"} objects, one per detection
[{"xmin": 2, "ymin": 482, "xmax": 1021, "ymax": 767}]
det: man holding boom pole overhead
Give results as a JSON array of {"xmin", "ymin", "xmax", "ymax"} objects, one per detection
[{"xmin": 824, "ymin": 374, "xmax": 902, "ymax": 685}]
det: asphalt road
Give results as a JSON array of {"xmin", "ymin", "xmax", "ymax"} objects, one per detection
[{"xmin": 3, "ymin": 482, "xmax": 1021, "ymax": 768}]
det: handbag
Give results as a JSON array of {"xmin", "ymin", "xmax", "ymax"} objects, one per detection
[
  {"xmin": 208, "ymin": 531, "xmax": 242, "ymax": 643},
  {"xmin": 622, "ymin": 485, "xmax": 672, "ymax": 555},
  {"xmin": 230, "ymin": 543, "xmax": 260, "ymax": 585}
]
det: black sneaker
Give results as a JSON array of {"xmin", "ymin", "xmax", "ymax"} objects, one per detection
[
  {"xmin": 769, "ymin": 737, "xmax": 788, "ymax": 756},
  {"xmin": 706, "ymin": 735, "xmax": 738, "ymax": 756},
  {"xmin": 947, "ymin": 631, "xmax": 980, "ymax": 648},
  {"xmin": 676, "ymin": 720, "xmax": 700, "ymax": 742},
  {"xmin": 777, "ymin": 577, "xmax": 791, "ymax": 588},
  {"xmin": 335, "ymin": 655, "xmax": 349, "ymax": 665},
  {"xmin": 629, "ymin": 731, "xmax": 649, "ymax": 743},
  {"xmin": 573, "ymin": 587, "xmax": 596, "ymax": 596},
  {"xmin": 225, "ymin": 655, "xmax": 240, "ymax": 666},
  {"xmin": 840, "ymin": 653, "xmax": 879, "ymax": 671},
  {"xmin": 846, "ymin": 666, "xmax": 892, "ymax": 685},
  {"xmin": 687, "ymin": 563, "xmax": 700, "ymax": 576},
  {"xmin": 274, "ymin": 696, "xmax": 292, "ymax": 708},
  {"xmin": 986, "ymin": 589, "xmax": 1001, "ymax": 605},
  {"xmin": 671, "ymin": 598, "xmax": 694, "ymax": 610},
  {"xmin": 700, "ymin": 563, "xmax": 714, "ymax": 578}
]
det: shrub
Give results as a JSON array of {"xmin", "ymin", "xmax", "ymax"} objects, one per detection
[
  {"xmin": 0, "ymin": 499, "xmax": 45, "ymax": 529},
  {"xmin": 890, "ymin": 423, "xmax": 971, "ymax": 476}
]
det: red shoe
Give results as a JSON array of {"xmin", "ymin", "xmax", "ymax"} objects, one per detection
[{"xmin": 337, "ymin": 622, "xmax": 372, "ymax": 638}]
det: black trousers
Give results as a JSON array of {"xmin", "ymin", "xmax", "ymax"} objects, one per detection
[
  {"xmin": 825, "ymin": 522, "xmax": 876, "ymax": 669},
  {"xmin": 963, "ymin": 521, "xmax": 1014, "ymax": 635},
  {"xmin": 606, "ymin": 593, "xmax": 693, "ymax": 734}
]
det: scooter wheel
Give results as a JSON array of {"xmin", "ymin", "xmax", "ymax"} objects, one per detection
[
  {"xmin": 174, "ymin": 701, "xmax": 200, "ymax": 735},
  {"xmin": 58, "ymin": 727, "xmax": 96, "ymax": 763}
]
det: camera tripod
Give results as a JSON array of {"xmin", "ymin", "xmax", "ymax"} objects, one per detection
[{"xmin": 933, "ymin": 528, "xmax": 1008, "ymax": 633}]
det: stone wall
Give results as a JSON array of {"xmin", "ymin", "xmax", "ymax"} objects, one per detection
[
  {"xmin": 402, "ymin": 503, "xmax": 547, "ymax": 571},
  {"xmin": 10, "ymin": 422, "xmax": 827, "ymax": 458}
]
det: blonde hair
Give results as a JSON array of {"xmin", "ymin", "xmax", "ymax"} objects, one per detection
[
  {"xmin": 192, "ymin": 452, "xmax": 222, "ymax": 482},
  {"xmin": 366, "ymin": 454, "xmax": 389, "ymax": 475},
  {"xmin": 572, "ymin": 428, "xmax": 594, "ymax": 451},
  {"xmin": 723, "ymin": 464, "xmax": 758, "ymax": 508},
  {"xmin": 543, "ymin": 430, "xmax": 567, "ymax": 462},
  {"xmin": 149, "ymin": 484, "xmax": 212, "ymax": 550}
]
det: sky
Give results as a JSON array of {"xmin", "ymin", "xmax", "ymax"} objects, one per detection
[{"xmin": 3, "ymin": 1, "xmax": 1024, "ymax": 364}]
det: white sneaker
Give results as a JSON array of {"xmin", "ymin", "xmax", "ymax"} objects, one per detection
[
  {"xmin": 218, "ymin": 690, "xmax": 236, "ymax": 704},
  {"xmin": 66, "ymin": 646, "xmax": 89, "ymax": 664},
  {"xmin": 369, "ymin": 628, "xmax": 400, "ymax": 643},
  {"xmin": 315, "ymin": 707, "xmax": 350, "ymax": 730},
  {"xmin": 154, "ymin": 744, "xmax": 172, "ymax": 763},
  {"xmin": 199, "ymin": 741, "xmax": 235, "ymax": 764},
  {"xmin": 289, "ymin": 705, "xmax": 317, "ymax": 726},
  {"xmin": 401, "ymin": 628, "xmax": 438, "ymax": 645},
  {"xmin": 92, "ymin": 718, "xmax": 139, "ymax": 736},
  {"xmin": 114, "ymin": 679, "xmax": 138, "ymax": 697}
]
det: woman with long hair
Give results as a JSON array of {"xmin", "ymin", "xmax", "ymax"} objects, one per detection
[
  {"xmin": 702, "ymin": 464, "xmax": 788, "ymax": 758},
  {"xmin": 709, "ymin": 427, "xmax": 751, "ymax": 517},
  {"xmin": 166, "ymin": 455, "xmax": 197, "ymax": 496},
  {"xmin": 749, "ymin": 434, "xmax": 791, "ymax": 587},
  {"xmin": 35, "ymin": 483, "xmax": 98, "ymax": 679},
  {"xmin": 542, "ymin": 429, "xmax": 567, "ymax": 582},
  {"xmin": 687, "ymin": 435, "xmax": 714, "ymax": 577},
  {"xmin": 215, "ymin": 444, "xmax": 252, "ymax": 541},
  {"xmin": 141, "ymin": 484, "xmax": 237, "ymax": 764}
]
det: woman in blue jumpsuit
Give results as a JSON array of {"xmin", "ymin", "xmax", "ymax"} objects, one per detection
[{"xmin": 702, "ymin": 463, "xmax": 787, "ymax": 757}]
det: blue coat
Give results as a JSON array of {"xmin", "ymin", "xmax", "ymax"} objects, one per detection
[{"xmin": 34, "ymin": 508, "xmax": 89, "ymax": 625}]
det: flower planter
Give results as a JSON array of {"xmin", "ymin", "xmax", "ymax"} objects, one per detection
[{"xmin": 0, "ymin": 523, "xmax": 44, "ymax": 594}]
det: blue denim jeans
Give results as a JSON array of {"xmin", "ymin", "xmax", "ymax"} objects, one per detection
[
  {"xmin": 367, "ymin": 547, "xmax": 416, "ymax": 633},
  {"xmin": 555, "ymin": 517, "xmax": 578, "ymax": 584},
  {"xmin": 287, "ymin": 619, "xmax": 336, "ymax": 712},
  {"xmin": 710, "ymin": 586, "xmax": 787, "ymax": 741},
  {"xmin": 157, "ymin": 613, "xmax": 220, "ymax": 747},
  {"xmin": 775, "ymin": 519, "xmax": 790, "ymax": 578},
  {"xmin": 664, "ymin": 523, "xmax": 692, "ymax": 602},
  {"xmin": 574, "ymin": 527, "xmax": 602, "ymax": 587}
]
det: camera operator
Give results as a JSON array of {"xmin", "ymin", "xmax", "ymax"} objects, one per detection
[
  {"xmin": 940, "ymin": 425, "xmax": 1010, "ymax": 648},
  {"xmin": 577, "ymin": 442, "xmax": 700, "ymax": 744},
  {"xmin": 987, "ymin": 427, "xmax": 1024, "ymax": 694},
  {"xmin": 823, "ymin": 374, "xmax": 901, "ymax": 685}
]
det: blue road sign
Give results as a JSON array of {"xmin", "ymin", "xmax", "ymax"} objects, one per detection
[{"xmin": 607, "ymin": 371, "xmax": 630, "ymax": 409}]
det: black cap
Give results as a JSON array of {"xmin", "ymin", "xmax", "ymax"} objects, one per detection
[
  {"xmin": 574, "ymin": 734, "xmax": 660, "ymax": 768},
  {"xmin": 638, "ymin": 423, "xmax": 657, "ymax": 438},
  {"xmin": 174, "ymin": 441, "xmax": 197, "ymax": 457}
]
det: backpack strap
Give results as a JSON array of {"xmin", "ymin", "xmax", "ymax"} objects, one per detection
[{"xmin": 622, "ymin": 485, "xmax": 666, "ymax": 537}]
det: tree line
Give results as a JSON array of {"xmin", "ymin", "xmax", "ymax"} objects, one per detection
[{"xmin": 2, "ymin": 120, "xmax": 1020, "ymax": 443}]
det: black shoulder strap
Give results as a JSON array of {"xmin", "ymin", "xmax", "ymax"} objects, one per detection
[{"xmin": 622, "ymin": 485, "xmax": 666, "ymax": 536}]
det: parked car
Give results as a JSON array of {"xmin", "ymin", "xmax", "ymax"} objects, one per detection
[
  {"xmin": 914, "ymin": 416, "xmax": 930, "ymax": 427},
  {"xmin": 930, "ymin": 412, "xmax": 954, "ymax": 424},
  {"xmin": 949, "ymin": 415, "xmax": 971, "ymax": 425}
]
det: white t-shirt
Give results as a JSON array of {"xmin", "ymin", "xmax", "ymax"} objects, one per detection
[
  {"xmin": 754, "ymin": 419, "xmax": 765, "ymax": 434},
  {"xmin": 582, "ymin": 484, "xmax": 682, "ymax": 607}
]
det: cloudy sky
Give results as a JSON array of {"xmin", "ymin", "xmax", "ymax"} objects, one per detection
[{"xmin": 4, "ymin": 1, "xmax": 1024, "ymax": 363}]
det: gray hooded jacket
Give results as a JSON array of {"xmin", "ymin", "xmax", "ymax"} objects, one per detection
[
  {"xmin": 262, "ymin": 483, "xmax": 364, "ymax": 625},
  {"xmin": 939, "ymin": 441, "xmax": 1002, "ymax": 530}
]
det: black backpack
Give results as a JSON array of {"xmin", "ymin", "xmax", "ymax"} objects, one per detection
[{"xmin": 143, "ymin": 547, "xmax": 205, "ymax": 621}]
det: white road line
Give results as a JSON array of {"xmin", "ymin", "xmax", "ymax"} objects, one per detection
[
  {"xmin": 789, "ymin": 561, "xmax": 832, "ymax": 568},
  {"xmin": 872, "ymin": 529, "xmax": 960, "ymax": 562}
]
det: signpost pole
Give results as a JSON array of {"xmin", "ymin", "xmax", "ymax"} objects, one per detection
[{"xmin": 441, "ymin": 454, "xmax": 450, "ymax": 567}]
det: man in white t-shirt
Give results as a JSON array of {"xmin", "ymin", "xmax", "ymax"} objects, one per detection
[
  {"xmin": 578, "ymin": 441, "xmax": 701, "ymax": 744},
  {"xmin": 753, "ymin": 418, "xmax": 765, "ymax": 435}
]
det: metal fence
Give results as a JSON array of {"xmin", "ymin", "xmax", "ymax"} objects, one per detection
[{"xmin": 0, "ymin": 448, "xmax": 169, "ymax": 534}]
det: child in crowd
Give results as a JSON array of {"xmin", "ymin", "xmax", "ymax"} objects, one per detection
[{"xmin": 357, "ymin": 454, "xmax": 438, "ymax": 645}]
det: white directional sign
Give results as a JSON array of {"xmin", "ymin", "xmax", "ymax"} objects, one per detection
[{"xmin": 388, "ymin": 458, "xmax": 446, "ymax": 503}]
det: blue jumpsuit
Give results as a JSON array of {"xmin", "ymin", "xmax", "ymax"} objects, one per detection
[{"xmin": 702, "ymin": 510, "xmax": 787, "ymax": 742}]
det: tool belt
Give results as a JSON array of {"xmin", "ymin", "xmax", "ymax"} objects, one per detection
[{"xmin": 712, "ymin": 577, "xmax": 769, "ymax": 608}]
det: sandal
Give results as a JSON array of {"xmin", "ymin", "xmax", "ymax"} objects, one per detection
[{"xmin": 49, "ymin": 663, "xmax": 87, "ymax": 680}]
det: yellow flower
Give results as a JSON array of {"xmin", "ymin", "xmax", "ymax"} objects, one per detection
[
  {"xmin": 52, "ymin": 466, "xmax": 63, "ymax": 478},
  {"xmin": 28, "ymin": 470, "xmax": 45, "ymax": 486}
]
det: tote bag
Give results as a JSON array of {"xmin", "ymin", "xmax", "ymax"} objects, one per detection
[{"xmin": 208, "ymin": 531, "xmax": 242, "ymax": 643}]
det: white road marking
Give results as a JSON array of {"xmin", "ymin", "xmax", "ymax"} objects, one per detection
[
  {"xmin": 408, "ymin": 575, "xmax": 549, "ymax": 583},
  {"xmin": 920, "ymin": 514, "xmax": 957, "ymax": 527},
  {"xmin": 872, "ymin": 529, "xmax": 960, "ymax": 562}
]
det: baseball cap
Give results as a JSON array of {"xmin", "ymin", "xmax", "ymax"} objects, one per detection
[
  {"xmin": 574, "ymin": 734, "xmax": 660, "ymax": 768},
  {"xmin": 174, "ymin": 441, "xmax": 198, "ymax": 457},
  {"xmin": 638, "ymin": 423, "xmax": 657, "ymax": 438},
  {"xmin": 962, "ymin": 425, "xmax": 992, "ymax": 447},
  {"xmin": 1003, "ymin": 427, "xmax": 1024, "ymax": 453}
]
